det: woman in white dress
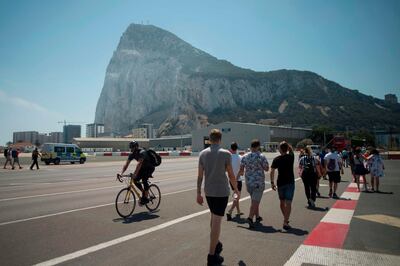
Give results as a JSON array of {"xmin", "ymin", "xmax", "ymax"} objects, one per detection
[{"xmin": 367, "ymin": 149, "xmax": 385, "ymax": 192}]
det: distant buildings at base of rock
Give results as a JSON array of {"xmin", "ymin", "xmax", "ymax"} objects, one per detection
[
  {"xmin": 132, "ymin": 123, "xmax": 155, "ymax": 139},
  {"xmin": 86, "ymin": 123, "xmax": 105, "ymax": 138},
  {"xmin": 63, "ymin": 125, "xmax": 81, "ymax": 144},
  {"xmin": 13, "ymin": 131, "xmax": 63, "ymax": 146},
  {"xmin": 385, "ymin": 93, "xmax": 398, "ymax": 104}
]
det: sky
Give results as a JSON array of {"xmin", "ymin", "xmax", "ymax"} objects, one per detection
[{"xmin": 0, "ymin": 0, "xmax": 399, "ymax": 145}]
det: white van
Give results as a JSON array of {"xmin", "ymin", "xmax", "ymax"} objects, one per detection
[{"xmin": 41, "ymin": 143, "xmax": 86, "ymax": 165}]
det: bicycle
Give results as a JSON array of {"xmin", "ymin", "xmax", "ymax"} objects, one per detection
[{"xmin": 115, "ymin": 173, "xmax": 161, "ymax": 218}]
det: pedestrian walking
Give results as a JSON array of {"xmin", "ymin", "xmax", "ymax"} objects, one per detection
[
  {"xmin": 319, "ymin": 148, "xmax": 328, "ymax": 180},
  {"xmin": 226, "ymin": 142, "xmax": 244, "ymax": 221},
  {"xmin": 30, "ymin": 148, "xmax": 41, "ymax": 170},
  {"xmin": 367, "ymin": 149, "xmax": 385, "ymax": 192},
  {"xmin": 270, "ymin": 141, "xmax": 295, "ymax": 230},
  {"xmin": 3, "ymin": 147, "xmax": 12, "ymax": 169},
  {"xmin": 341, "ymin": 149, "xmax": 349, "ymax": 168},
  {"xmin": 299, "ymin": 147, "xmax": 321, "ymax": 208},
  {"xmin": 237, "ymin": 139, "xmax": 269, "ymax": 228},
  {"xmin": 353, "ymin": 147, "xmax": 368, "ymax": 192},
  {"xmin": 197, "ymin": 129, "xmax": 239, "ymax": 266},
  {"xmin": 11, "ymin": 148, "xmax": 22, "ymax": 170},
  {"xmin": 324, "ymin": 148, "xmax": 343, "ymax": 198}
]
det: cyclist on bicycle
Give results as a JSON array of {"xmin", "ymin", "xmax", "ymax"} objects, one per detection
[{"xmin": 119, "ymin": 141, "xmax": 154, "ymax": 205}]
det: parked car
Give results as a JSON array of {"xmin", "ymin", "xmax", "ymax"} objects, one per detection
[{"xmin": 41, "ymin": 143, "xmax": 86, "ymax": 165}]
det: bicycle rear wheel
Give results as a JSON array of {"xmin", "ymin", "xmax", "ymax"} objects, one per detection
[
  {"xmin": 115, "ymin": 187, "xmax": 136, "ymax": 218},
  {"xmin": 145, "ymin": 184, "xmax": 161, "ymax": 212}
]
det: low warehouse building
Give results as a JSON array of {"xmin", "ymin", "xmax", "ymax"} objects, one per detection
[{"xmin": 192, "ymin": 122, "xmax": 311, "ymax": 152}]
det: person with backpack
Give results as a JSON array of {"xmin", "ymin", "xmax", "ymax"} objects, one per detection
[
  {"xmin": 118, "ymin": 141, "xmax": 161, "ymax": 205},
  {"xmin": 341, "ymin": 149, "xmax": 349, "ymax": 168},
  {"xmin": 11, "ymin": 148, "xmax": 22, "ymax": 170},
  {"xmin": 30, "ymin": 147, "xmax": 41, "ymax": 170},
  {"xmin": 3, "ymin": 147, "xmax": 12, "ymax": 169},
  {"xmin": 299, "ymin": 147, "xmax": 321, "ymax": 208},
  {"xmin": 324, "ymin": 148, "xmax": 343, "ymax": 198}
]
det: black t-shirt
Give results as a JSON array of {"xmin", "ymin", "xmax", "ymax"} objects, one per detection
[
  {"xmin": 128, "ymin": 149, "xmax": 153, "ymax": 169},
  {"xmin": 271, "ymin": 152, "xmax": 295, "ymax": 187}
]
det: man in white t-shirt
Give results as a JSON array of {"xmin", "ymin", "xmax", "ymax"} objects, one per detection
[
  {"xmin": 324, "ymin": 148, "xmax": 343, "ymax": 198},
  {"xmin": 226, "ymin": 142, "xmax": 244, "ymax": 220}
]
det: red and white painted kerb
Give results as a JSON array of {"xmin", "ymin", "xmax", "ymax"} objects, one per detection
[
  {"xmin": 93, "ymin": 151, "xmax": 195, "ymax": 157},
  {"xmin": 285, "ymin": 183, "xmax": 400, "ymax": 265}
]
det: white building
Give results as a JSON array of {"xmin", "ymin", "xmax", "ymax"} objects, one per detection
[{"xmin": 191, "ymin": 122, "xmax": 311, "ymax": 152}]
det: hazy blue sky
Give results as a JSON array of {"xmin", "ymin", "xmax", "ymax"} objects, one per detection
[{"xmin": 0, "ymin": 0, "xmax": 399, "ymax": 145}]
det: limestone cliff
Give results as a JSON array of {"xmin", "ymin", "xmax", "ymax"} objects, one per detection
[{"xmin": 95, "ymin": 24, "xmax": 400, "ymax": 136}]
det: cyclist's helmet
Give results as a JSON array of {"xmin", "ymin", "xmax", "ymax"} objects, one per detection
[{"xmin": 129, "ymin": 141, "xmax": 139, "ymax": 150}]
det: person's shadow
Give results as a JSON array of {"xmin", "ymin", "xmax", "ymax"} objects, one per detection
[
  {"xmin": 236, "ymin": 221, "xmax": 279, "ymax": 234},
  {"xmin": 279, "ymin": 226, "xmax": 308, "ymax": 236},
  {"xmin": 375, "ymin": 190, "xmax": 394, "ymax": 195},
  {"xmin": 307, "ymin": 206, "xmax": 329, "ymax": 212},
  {"xmin": 113, "ymin": 211, "xmax": 160, "ymax": 224}
]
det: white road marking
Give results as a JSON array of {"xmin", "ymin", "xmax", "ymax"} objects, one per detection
[
  {"xmin": 0, "ymin": 174, "xmax": 194, "ymax": 202},
  {"xmin": 0, "ymin": 188, "xmax": 197, "ymax": 226},
  {"xmin": 349, "ymin": 182, "xmax": 358, "ymax": 188},
  {"xmin": 284, "ymin": 244, "xmax": 400, "ymax": 266},
  {"xmin": 33, "ymin": 188, "xmax": 272, "ymax": 266},
  {"xmin": 341, "ymin": 191, "xmax": 360, "ymax": 200},
  {"xmin": 33, "ymin": 179, "xmax": 302, "ymax": 266},
  {"xmin": 321, "ymin": 208, "xmax": 355, "ymax": 225}
]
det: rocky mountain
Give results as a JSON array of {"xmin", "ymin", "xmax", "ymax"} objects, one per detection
[{"xmin": 95, "ymin": 24, "xmax": 400, "ymax": 136}]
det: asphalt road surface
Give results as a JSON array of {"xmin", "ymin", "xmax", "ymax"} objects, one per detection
[{"xmin": 0, "ymin": 155, "xmax": 399, "ymax": 266}]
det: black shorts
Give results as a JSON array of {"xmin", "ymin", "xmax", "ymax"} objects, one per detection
[
  {"xmin": 328, "ymin": 171, "xmax": 341, "ymax": 183},
  {"xmin": 229, "ymin": 180, "xmax": 242, "ymax": 192},
  {"xmin": 136, "ymin": 167, "xmax": 155, "ymax": 179},
  {"xmin": 206, "ymin": 196, "xmax": 228, "ymax": 216}
]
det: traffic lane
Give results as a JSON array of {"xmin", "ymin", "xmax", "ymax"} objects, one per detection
[
  {"xmin": 344, "ymin": 160, "xmax": 400, "ymax": 255},
  {"xmin": 0, "ymin": 158, "xmax": 198, "ymax": 198},
  {"xmin": 0, "ymin": 187, "xmax": 227, "ymax": 266},
  {"xmin": 0, "ymin": 170, "xmax": 197, "ymax": 224},
  {"xmin": 60, "ymin": 176, "xmax": 352, "ymax": 266}
]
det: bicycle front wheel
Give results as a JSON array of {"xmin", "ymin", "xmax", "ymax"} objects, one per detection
[
  {"xmin": 115, "ymin": 187, "xmax": 136, "ymax": 218},
  {"xmin": 145, "ymin": 184, "xmax": 161, "ymax": 212}
]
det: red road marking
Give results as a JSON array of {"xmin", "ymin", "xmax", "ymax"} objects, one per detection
[
  {"xmin": 303, "ymin": 222, "xmax": 350, "ymax": 248},
  {"xmin": 345, "ymin": 187, "xmax": 359, "ymax": 193},
  {"xmin": 332, "ymin": 200, "xmax": 358, "ymax": 210}
]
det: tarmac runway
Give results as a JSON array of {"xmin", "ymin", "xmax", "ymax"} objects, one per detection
[{"xmin": 0, "ymin": 155, "xmax": 399, "ymax": 266}]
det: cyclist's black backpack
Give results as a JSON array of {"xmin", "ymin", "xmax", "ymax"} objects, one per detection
[
  {"xmin": 302, "ymin": 156, "xmax": 316, "ymax": 178},
  {"xmin": 146, "ymin": 149, "xmax": 162, "ymax": 167}
]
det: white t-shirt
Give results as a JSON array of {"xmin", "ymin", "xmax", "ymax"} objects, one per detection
[
  {"xmin": 324, "ymin": 152, "xmax": 341, "ymax": 172},
  {"xmin": 231, "ymin": 153, "xmax": 244, "ymax": 181}
]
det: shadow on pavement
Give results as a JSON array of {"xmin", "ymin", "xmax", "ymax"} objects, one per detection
[
  {"xmin": 112, "ymin": 211, "xmax": 160, "ymax": 224},
  {"xmin": 374, "ymin": 191, "xmax": 394, "ymax": 194},
  {"xmin": 279, "ymin": 227, "xmax": 309, "ymax": 236},
  {"xmin": 237, "ymin": 223, "xmax": 279, "ymax": 234},
  {"xmin": 306, "ymin": 206, "xmax": 329, "ymax": 212},
  {"xmin": 238, "ymin": 260, "xmax": 247, "ymax": 266}
]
